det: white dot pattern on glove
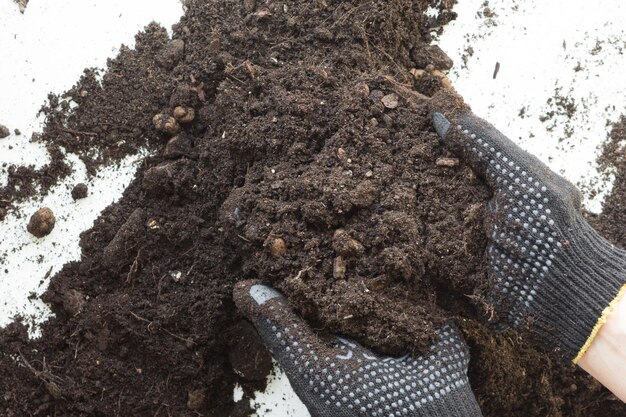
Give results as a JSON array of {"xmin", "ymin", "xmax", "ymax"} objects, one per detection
[
  {"xmin": 453, "ymin": 120, "xmax": 567, "ymax": 326},
  {"xmin": 260, "ymin": 307, "xmax": 472, "ymax": 417}
]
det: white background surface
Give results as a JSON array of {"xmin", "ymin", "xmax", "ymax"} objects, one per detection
[{"xmin": 1, "ymin": 0, "xmax": 624, "ymax": 415}]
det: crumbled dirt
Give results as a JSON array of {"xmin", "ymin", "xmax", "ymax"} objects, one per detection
[
  {"xmin": 26, "ymin": 207, "xmax": 56, "ymax": 238},
  {"xmin": 590, "ymin": 116, "xmax": 626, "ymax": 245},
  {"xmin": 14, "ymin": 0, "xmax": 28, "ymax": 14},
  {"xmin": 71, "ymin": 183, "xmax": 89, "ymax": 200},
  {"xmin": 0, "ymin": 1, "xmax": 624, "ymax": 416}
]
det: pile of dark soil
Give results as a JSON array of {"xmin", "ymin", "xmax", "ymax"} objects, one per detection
[{"xmin": 0, "ymin": 1, "xmax": 624, "ymax": 416}]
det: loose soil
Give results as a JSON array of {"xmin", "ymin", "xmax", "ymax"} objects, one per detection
[{"xmin": 0, "ymin": 1, "xmax": 624, "ymax": 416}]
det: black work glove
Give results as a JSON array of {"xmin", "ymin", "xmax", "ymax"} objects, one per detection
[
  {"xmin": 432, "ymin": 99, "xmax": 626, "ymax": 363},
  {"xmin": 233, "ymin": 281, "xmax": 483, "ymax": 417}
]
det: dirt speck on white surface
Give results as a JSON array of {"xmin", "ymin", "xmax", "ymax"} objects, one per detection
[{"xmin": 0, "ymin": 124, "xmax": 10, "ymax": 138}]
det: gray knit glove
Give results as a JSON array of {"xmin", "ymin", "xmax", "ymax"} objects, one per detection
[
  {"xmin": 432, "ymin": 108, "xmax": 626, "ymax": 363},
  {"xmin": 233, "ymin": 281, "xmax": 483, "ymax": 417}
]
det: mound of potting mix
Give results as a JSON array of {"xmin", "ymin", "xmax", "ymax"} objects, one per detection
[{"xmin": 1, "ymin": 1, "xmax": 625, "ymax": 416}]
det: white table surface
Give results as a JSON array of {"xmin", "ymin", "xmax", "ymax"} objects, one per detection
[{"xmin": 1, "ymin": 0, "xmax": 624, "ymax": 415}]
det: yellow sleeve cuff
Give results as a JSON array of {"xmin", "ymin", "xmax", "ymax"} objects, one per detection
[{"xmin": 573, "ymin": 284, "xmax": 626, "ymax": 365}]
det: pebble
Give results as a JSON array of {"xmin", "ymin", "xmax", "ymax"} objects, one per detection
[
  {"xmin": 410, "ymin": 68, "xmax": 426, "ymax": 79},
  {"xmin": 152, "ymin": 113, "xmax": 181, "ymax": 135},
  {"xmin": 173, "ymin": 106, "xmax": 195, "ymax": 124},
  {"xmin": 369, "ymin": 89, "xmax": 384, "ymax": 101},
  {"xmin": 431, "ymin": 69, "xmax": 453, "ymax": 89},
  {"xmin": 269, "ymin": 237, "xmax": 287, "ymax": 258},
  {"xmin": 0, "ymin": 124, "xmax": 10, "ymax": 138},
  {"xmin": 381, "ymin": 93, "xmax": 399, "ymax": 109},
  {"xmin": 27, "ymin": 207, "xmax": 56, "ymax": 238}
]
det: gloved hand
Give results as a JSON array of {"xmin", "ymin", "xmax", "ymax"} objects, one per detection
[
  {"xmin": 233, "ymin": 281, "xmax": 483, "ymax": 417},
  {"xmin": 432, "ymin": 99, "xmax": 626, "ymax": 363}
]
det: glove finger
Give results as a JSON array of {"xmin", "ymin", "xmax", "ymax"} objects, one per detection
[
  {"xmin": 233, "ymin": 281, "xmax": 334, "ymax": 365},
  {"xmin": 433, "ymin": 111, "xmax": 555, "ymax": 192}
]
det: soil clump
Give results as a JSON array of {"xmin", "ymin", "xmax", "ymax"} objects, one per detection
[{"xmin": 0, "ymin": 1, "xmax": 624, "ymax": 416}]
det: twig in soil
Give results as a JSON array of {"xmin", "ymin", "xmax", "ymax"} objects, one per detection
[
  {"xmin": 129, "ymin": 311, "xmax": 194, "ymax": 346},
  {"xmin": 132, "ymin": 156, "xmax": 150, "ymax": 165},
  {"xmin": 465, "ymin": 294, "xmax": 496, "ymax": 321},
  {"xmin": 126, "ymin": 248, "xmax": 143, "ymax": 284},
  {"xmin": 372, "ymin": 44, "xmax": 411, "ymax": 83},
  {"xmin": 55, "ymin": 127, "xmax": 99, "ymax": 137},
  {"xmin": 381, "ymin": 75, "xmax": 430, "ymax": 106},
  {"xmin": 18, "ymin": 351, "xmax": 64, "ymax": 399}
]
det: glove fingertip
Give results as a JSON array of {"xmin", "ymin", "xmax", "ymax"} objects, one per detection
[
  {"xmin": 233, "ymin": 280, "xmax": 284, "ymax": 321},
  {"xmin": 432, "ymin": 112, "xmax": 451, "ymax": 139}
]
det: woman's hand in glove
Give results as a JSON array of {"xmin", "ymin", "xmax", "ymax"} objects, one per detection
[{"xmin": 233, "ymin": 281, "xmax": 483, "ymax": 417}]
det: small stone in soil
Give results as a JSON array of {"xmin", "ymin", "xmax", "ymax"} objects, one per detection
[
  {"xmin": 172, "ymin": 106, "xmax": 195, "ymax": 124},
  {"xmin": 269, "ymin": 237, "xmax": 287, "ymax": 258},
  {"xmin": 71, "ymin": 183, "xmax": 89, "ymax": 200},
  {"xmin": 369, "ymin": 89, "xmax": 384, "ymax": 101},
  {"xmin": 27, "ymin": 207, "xmax": 56, "ymax": 238},
  {"xmin": 0, "ymin": 124, "xmax": 9, "ymax": 138},
  {"xmin": 381, "ymin": 93, "xmax": 399, "ymax": 109},
  {"xmin": 152, "ymin": 113, "xmax": 180, "ymax": 135}
]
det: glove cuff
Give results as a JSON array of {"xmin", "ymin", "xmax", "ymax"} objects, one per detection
[{"xmin": 530, "ymin": 224, "xmax": 626, "ymax": 362}]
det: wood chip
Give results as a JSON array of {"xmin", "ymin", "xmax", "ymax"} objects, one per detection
[{"xmin": 436, "ymin": 157, "xmax": 460, "ymax": 167}]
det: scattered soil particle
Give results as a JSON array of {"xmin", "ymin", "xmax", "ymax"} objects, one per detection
[
  {"xmin": 14, "ymin": 0, "xmax": 28, "ymax": 13},
  {"xmin": 0, "ymin": 124, "xmax": 9, "ymax": 138},
  {"xmin": 0, "ymin": 1, "xmax": 624, "ymax": 417},
  {"xmin": 71, "ymin": 183, "xmax": 89, "ymax": 200},
  {"xmin": 26, "ymin": 207, "xmax": 56, "ymax": 238},
  {"xmin": 157, "ymin": 38, "xmax": 185, "ymax": 69},
  {"xmin": 590, "ymin": 116, "xmax": 626, "ymax": 246},
  {"xmin": 411, "ymin": 44, "xmax": 454, "ymax": 70}
]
